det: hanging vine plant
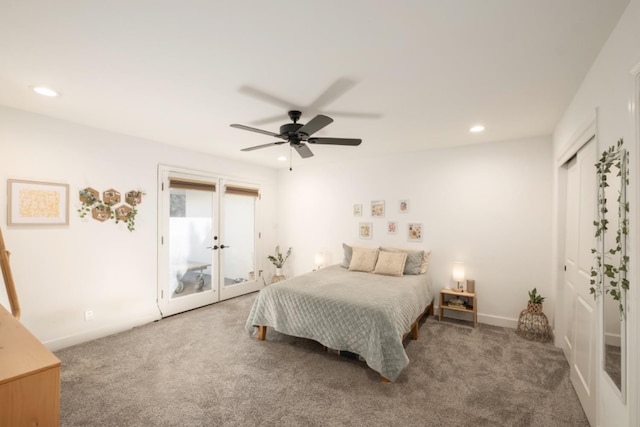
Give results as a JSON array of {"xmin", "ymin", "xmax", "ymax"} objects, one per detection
[
  {"xmin": 78, "ymin": 188, "xmax": 144, "ymax": 231},
  {"xmin": 589, "ymin": 138, "xmax": 629, "ymax": 316}
]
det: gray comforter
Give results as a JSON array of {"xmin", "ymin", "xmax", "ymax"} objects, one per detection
[{"xmin": 245, "ymin": 264, "xmax": 433, "ymax": 381}]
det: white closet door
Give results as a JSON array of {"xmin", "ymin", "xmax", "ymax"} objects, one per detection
[{"xmin": 563, "ymin": 139, "xmax": 597, "ymax": 425}]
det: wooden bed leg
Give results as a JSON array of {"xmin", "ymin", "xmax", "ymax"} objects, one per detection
[
  {"xmin": 412, "ymin": 321, "xmax": 419, "ymax": 340},
  {"xmin": 428, "ymin": 302, "xmax": 434, "ymax": 316},
  {"xmin": 381, "ymin": 376, "xmax": 390, "ymax": 383},
  {"xmin": 257, "ymin": 325, "xmax": 267, "ymax": 341}
]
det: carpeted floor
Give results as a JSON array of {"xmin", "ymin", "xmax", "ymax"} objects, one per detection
[{"xmin": 55, "ymin": 292, "xmax": 589, "ymax": 426}]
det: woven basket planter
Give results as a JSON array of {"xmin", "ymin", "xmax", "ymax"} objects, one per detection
[
  {"xmin": 527, "ymin": 302, "xmax": 543, "ymax": 314},
  {"xmin": 516, "ymin": 304, "xmax": 550, "ymax": 342}
]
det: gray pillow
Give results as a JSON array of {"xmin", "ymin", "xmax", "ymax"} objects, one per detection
[
  {"xmin": 341, "ymin": 243, "xmax": 353, "ymax": 268},
  {"xmin": 379, "ymin": 247, "xmax": 424, "ymax": 275},
  {"xmin": 403, "ymin": 250, "xmax": 424, "ymax": 275}
]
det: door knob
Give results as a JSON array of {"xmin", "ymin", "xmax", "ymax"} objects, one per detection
[
  {"xmin": 220, "ymin": 244, "xmax": 230, "ymax": 249},
  {"xmin": 206, "ymin": 245, "xmax": 219, "ymax": 250}
]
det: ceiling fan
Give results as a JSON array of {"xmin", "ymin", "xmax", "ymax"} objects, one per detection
[{"xmin": 230, "ymin": 110, "xmax": 362, "ymax": 159}]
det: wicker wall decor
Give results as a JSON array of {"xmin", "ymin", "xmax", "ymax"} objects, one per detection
[
  {"xmin": 516, "ymin": 302, "xmax": 551, "ymax": 342},
  {"xmin": 78, "ymin": 187, "xmax": 143, "ymax": 231}
]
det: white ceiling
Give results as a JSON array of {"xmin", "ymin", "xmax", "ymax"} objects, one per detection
[{"xmin": 0, "ymin": 0, "xmax": 630, "ymax": 169}]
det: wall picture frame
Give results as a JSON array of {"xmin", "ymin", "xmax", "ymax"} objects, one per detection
[
  {"xmin": 371, "ymin": 200, "xmax": 385, "ymax": 217},
  {"xmin": 408, "ymin": 223, "xmax": 423, "ymax": 241},
  {"xmin": 7, "ymin": 179, "xmax": 70, "ymax": 226},
  {"xmin": 399, "ymin": 199, "xmax": 410, "ymax": 213},
  {"xmin": 359, "ymin": 222, "xmax": 373, "ymax": 239},
  {"xmin": 387, "ymin": 221, "xmax": 398, "ymax": 234},
  {"xmin": 353, "ymin": 203, "xmax": 362, "ymax": 217}
]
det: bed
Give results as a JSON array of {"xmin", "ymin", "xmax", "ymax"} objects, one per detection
[{"xmin": 245, "ymin": 249, "xmax": 434, "ymax": 382}]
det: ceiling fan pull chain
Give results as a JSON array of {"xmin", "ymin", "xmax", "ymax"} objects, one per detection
[{"xmin": 290, "ymin": 146, "xmax": 293, "ymax": 171}]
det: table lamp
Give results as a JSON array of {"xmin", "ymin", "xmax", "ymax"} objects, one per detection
[{"xmin": 452, "ymin": 262, "xmax": 465, "ymax": 291}]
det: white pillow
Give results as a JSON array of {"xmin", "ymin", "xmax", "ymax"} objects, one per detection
[
  {"xmin": 374, "ymin": 251, "xmax": 407, "ymax": 277},
  {"xmin": 342, "ymin": 243, "xmax": 377, "ymax": 268},
  {"xmin": 349, "ymin": 247, "xmax": 379, "ymax": 272}
]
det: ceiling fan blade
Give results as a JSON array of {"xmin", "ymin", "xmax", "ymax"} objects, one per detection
[
  {"xmin": 293, "ymin": 143, "xmax": 314, "ymax": 158},
  {"xmin": 251, "ymin": 113, "xmax": 290, "ymax": 126},
  {"xmin": 308, "ymin": 78, "xmax": 357, "ymax": 110},
  {"xmin": 323, "ymin": 110, "xmax": 382, "ymax": 119},
  {"xmin": 238, "ymin": 85, "xmax": 295, "ymax": 109},
  {"xmin": 298, "ymin": 115, "xmax": 333, "ymax": 137},
  {"xmin": 308, "ymin": 137, "xmax": 362, "ymax": 146},
  {"xmin": 230, "ymin": 123, "xmax": 282, "ymax": 138},
  {"xmin": 241, "ymin": 142, "xmax": 285, "ymax": 152}
]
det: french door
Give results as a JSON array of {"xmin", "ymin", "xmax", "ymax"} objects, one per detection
[{"xmin": 157, "ymin": 166, "xmax": 260, "ymax": 317}]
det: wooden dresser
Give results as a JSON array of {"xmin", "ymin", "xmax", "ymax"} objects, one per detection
[{"xmin": 0, "ymin": 304, "xmax": 61, "ymax": 426}]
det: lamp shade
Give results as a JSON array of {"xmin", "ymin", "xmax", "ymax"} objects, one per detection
[
  {"xmin": 314, "ymin": 252, "xmax": 325, "ymax": 268},
  {"xmin": 452, "ymin": 263, "xmax": 465, "ymax": 282}
]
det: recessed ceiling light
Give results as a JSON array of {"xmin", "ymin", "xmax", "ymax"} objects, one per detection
[
  {"xmin": 469, "ymin": 125, "xmax": 485, "ymax": 133},
  {"xmin": 277, "ymin": 156, "xmax": 287, "ymax": 161},
  {"xmin": 32, "ymin": 86, "xmax": 59, "ymax": 97}
]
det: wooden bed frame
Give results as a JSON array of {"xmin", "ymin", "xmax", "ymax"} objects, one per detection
[{"xmin": 255, "ymin": 300, "xmax": 435, "ymax": 382}]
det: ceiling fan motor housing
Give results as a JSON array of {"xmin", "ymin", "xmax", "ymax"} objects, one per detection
[{"xmin": 280, "ymin": 123, "xmax": 305, "ymax": 140}]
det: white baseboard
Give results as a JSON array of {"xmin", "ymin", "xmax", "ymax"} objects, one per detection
[
  {"xmin": 478, "ymin": 313, "xmax": 518, "ymax": 329},
  {"xmin": 435, "ymin": 306, "xmax": 518, "ymax": 329},
  {"xmin": 44, "ymin": 312, "xmax": 160, "ymax": 352}
]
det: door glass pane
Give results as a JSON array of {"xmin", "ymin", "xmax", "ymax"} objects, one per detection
[
  {"xmin": 169, "ymin": 187, "xmax": 214, "ymax": 298},
  {"xmin": 223, "ymin": 193, "xmax": 255, "ymax": 287}
]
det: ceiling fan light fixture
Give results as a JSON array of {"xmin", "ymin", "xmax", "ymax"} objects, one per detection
[
  {"xmin": 32, "ymin": 86, "xmax": 60, "ymax": 97},
  {"xmin": 469, "ymin": 124, "xmax": 485, "ymax": 133}
]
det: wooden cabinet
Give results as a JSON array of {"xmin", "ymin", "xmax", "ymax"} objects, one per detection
[
  {"xmin": 438, "ymin": 288, "xmax": 478, "ymax": 327},
  {"xmin": 0, "ymin": 304, "xmax": 61, "ymax": 426}
]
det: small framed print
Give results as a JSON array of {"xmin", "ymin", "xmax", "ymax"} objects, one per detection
[
  {"xmin": 399, "ymin": 200, "xmax": 409, "ymax": 214},
  {"xmin": 7, "ymin": 179, "xmax": 69, "ymax": 226},
  {"xmin": 408, "ymin": 223, "xmax": 423, "ymax": 241},
  {"xmin": 353, "ymin": 204, "xmax": 362, "ymax": 217},
  {"xmin": 359, "ymin": 222, "xmax": 373, "ymax": 239},
  {"xmin": 387, "ymin": 221, "xmax": 398, "ymax": 234},
  {"xmin": 371, "ymin": 200, "xmax": 385, "ymax": 217}
]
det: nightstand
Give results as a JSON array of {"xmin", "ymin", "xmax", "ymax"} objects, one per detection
[{"xmin": 438, "ymin": 288, "xmax": 477, "ymax": 327}]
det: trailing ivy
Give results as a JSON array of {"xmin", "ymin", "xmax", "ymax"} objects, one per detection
[
  {"xmin": 78, "ymin": 188, "xmax": 143, "ymax": 231},
  {"xmin": 589, "ymin": 139, "xmax": 629, "ymax": 317}
]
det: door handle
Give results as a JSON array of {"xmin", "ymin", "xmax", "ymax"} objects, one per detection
[
  {"xmin": 206, "ymin": 245, "xmax": 219, "ymax": 250},
  {"xmin": 220, "ymin": 244, "xmax": 230, "ymax": 249}
]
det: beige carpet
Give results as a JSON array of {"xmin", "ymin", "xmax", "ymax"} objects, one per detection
[{"xmin": 56, "ymin": 292, "xmax": 588, "ymax": 426}]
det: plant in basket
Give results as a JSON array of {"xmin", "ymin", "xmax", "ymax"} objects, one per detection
[{"xmin": 527, "ymin": 288, "xmax": 545, "ymax": 314}]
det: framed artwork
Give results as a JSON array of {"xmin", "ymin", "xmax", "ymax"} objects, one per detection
[
  {"xmin": 359, "ymin": 222, "xmax": 373, "ymax": 239},
  {"xmin": 408, "ymin": 223, "xmax": 423, "ymax": 241},
  {"xmin": 399, "ymin": 200, "xmax": 410, "ymax": 213},
  {"xmin": 387, "ymin": 221, "xmax": 398, "ymax": 234},
  {"xmin": 7, "ymin": 179, "xmax": 69, "ymax": 226},
  {"xmin": 371, "ymin": 200, "xmax": 385, "ymax": 217},
  {"xmin": 353, "ymin": 204, "xmax": 362, "ymax": 217}
]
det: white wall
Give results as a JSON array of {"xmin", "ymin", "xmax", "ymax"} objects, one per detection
[
  {"xmin": 277, "ymin": 136, "xmax": 552, "ymax": 328},
  {"xmin": 0, "ymin": 105, "xmax": 278, "ymax": 350},
  {"xmin": 553, "ymin": 0, "xmax": 640, "ymax": 425}
]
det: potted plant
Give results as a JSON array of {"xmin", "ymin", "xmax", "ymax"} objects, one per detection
[
  {"xmin": 268, "ymin": 245, "xmax": 292, "ymax": 277},
  {"xmin": 527, "ymin": 288, "xmax": 545, "ymax": 314}
]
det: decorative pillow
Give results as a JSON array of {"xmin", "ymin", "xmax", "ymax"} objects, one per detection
[
  {"xmin": 401, "ymin": 250, "xmax": 424, "ymax": 275},
  {"xmin": 374, "ymin": 251, "xmax": 407, "ymax": 277},
  {"xmin": 348, "ymin": 247, "xmax": 379, "ymax": 272},
  {"xmin": 380, "ymin": 247, "xmax": 430, "ymax": 274},
  {"xmin": 342, "ymin": 243, "xmax": 376, "ymax": 268},
  {"xmin": 342, "ymin": 243, "xmax": 354, "ymax": 268}
]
